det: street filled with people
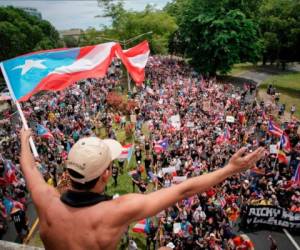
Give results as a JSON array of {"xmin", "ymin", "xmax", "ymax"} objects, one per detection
[{"xmin": 0, "ymin": 56, "xmax": 299, "ymax": 249}]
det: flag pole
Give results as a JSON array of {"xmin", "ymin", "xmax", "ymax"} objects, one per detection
[{"xmin": 0, "ymin": 63, "xmax": 39, "ymax": 157}]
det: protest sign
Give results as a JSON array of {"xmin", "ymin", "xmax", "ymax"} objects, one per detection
[
  {"xmin": 130, "ymin": 115, "xmax": 137, "ymax": 123},
  {"xmin": 244, "ymin": 205, "xmax": 300, "ymax": 230},
  {"xmin": 173, "ymin": 223, "xmax": 181, "ymax": 234},
  {"xmin": 162, "ymin": 166, "xmax": 176, "ymax": 175},
  {"xmin": 226, "ymin": 116, "xmax": 235, "ymax": 123},
  {"xmin": 203, "ymin": 101, "xmax": 210, "ymax": 112},
  {"xmin": 169, "ymin": 115, "xmax": 181, "ymax": 130},
  {"xmin": 187, "ymin": 121, "xmax": 194, "ymax": 128},
  {"xmin": 269, "ymin": 145, "xmax": 277, "ymax": 154},
  {"xmin": 172, "ymin": 176, "xmax": 187, "ymax": 184}
]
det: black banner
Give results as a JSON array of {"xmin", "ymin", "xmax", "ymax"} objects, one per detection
[{"xmin": 245, "ymin": 206, "xmax": 300, "ymax": 229}]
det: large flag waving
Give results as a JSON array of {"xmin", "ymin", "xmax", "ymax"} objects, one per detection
[
  {"xmin": 116, "ymin": 41, "xmax": 150, "ymax": 84},
  {"xmin": 0, "ymin": 41, "xmax": 150, "ymax": 101}
]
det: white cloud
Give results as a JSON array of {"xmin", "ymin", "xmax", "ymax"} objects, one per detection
[{"xmin": 0, "ymin": 0, "xmax": 169, "ymax": 30}]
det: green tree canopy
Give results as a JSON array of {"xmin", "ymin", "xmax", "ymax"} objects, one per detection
[
  {"xmin": 63, "ymin": 35, "xmax": 79, "ymax": 48},
  {"xmin": 169, "ymin": 0, "xmax": 262, "ymax": 75},
  {"xmin": 0, "ymin": 6, "xmax": 61, "ymax": 62},
  {"xmin": 259, "ymin": 0, "xmax": 300, "ymax": 68},
  {"xmin": 96, "ymin": 1, "xmax": 177, "ymax": 54}
]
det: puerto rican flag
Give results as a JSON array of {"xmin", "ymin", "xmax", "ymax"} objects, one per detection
[
  {"xmin": 0, "ymin": 41, "xmax": 150, "ymax": 101},
  {"xmin": 117, "ymin": 40, "xmax": 150, "ymax": 85},
  {"xmin": 218, "ymin": 197, "xmax": 227, "ymax": 208},
  {"xmin": 132, "ymin": 218, "xmax": 150, "ymax": 234},
  {"xmin": 268, "ymin": 120, "xmax": 283, "ymax": 137},
  {"xmin": 4, "ymin": 161, "xmax": 18, "ymax": 186},
  {"xmin": 119, "ymin": 144, "xmax": 134, "ymax": 161},
  {"xmin": 292, "ymin": 163, "xmax": 300, "ymax": 186},
  {"xmin": 36, "ymin": 124, "xmax": 54, "ymax": 139},
  {"xmin": 154, "ymin": 139, "xmax": 168, "ymax": 153},
  {"xmin": 279, "ymin": 133, "xmax": 292, "ymax": 152},
  {"xmin": 216, "ymin": 127, "xmax": 231, "ymax": 144}
]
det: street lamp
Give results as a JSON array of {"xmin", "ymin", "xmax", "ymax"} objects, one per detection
[{"xmin": 96, "ymin": 31, "xmax": 153, "ymax": 92}]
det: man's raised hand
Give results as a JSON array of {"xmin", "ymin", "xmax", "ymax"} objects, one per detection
[
  {"xmin": 226, "ymin": 147, "xmax": 265, "ymax": 174},
  {"xmin": 20, "ymin": 127, "xmax": 32, "ymax": 142}
]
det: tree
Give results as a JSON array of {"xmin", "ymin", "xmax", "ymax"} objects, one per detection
[
  {"xmin": 259, "ymin": 0, "xmax": 300, "ymax": 69},
  {"xmin": 63, "ymin": 36, "xmax": 79, "ymax": 48},
  {"xmin": 97, "ymin": 1, "xmax": 177, "ymax": 54},
  {"xmin": 171, "ymin": 0, "xmax": 262, "ymax": 75},
  {"xmin": 0, "ymin": 6, "xmax": 61, "ymax": 62}
]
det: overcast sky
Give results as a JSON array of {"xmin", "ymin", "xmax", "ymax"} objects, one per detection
[{"xmin": 0, "ymin": 0, "xmax": 170, "ymax": 30}]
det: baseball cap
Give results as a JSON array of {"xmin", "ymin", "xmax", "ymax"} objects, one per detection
[
  {"xmin": 166, "ymin": 242, "xmax": 175, "ymax": 249},
  {"xmin": 67, "ymin": 137, "xmax": 122, "ymax": 184}
]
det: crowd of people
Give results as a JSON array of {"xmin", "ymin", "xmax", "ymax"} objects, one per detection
[{"xmin": 0, "ymin": 56, "xmax": 299, "ymax": 248}]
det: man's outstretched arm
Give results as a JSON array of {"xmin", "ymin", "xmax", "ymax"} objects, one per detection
[
  {"xmin": 118, "ymin": 147, "xmax": 265, "ymax": 224},
  {"xmin": 20, "ymin": 128, "xmax": 58, "ymax": 210}
]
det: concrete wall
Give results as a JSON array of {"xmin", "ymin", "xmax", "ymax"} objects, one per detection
[{"xmin": 0, "ymin": 240, "xmax": 44, "ymax": 250}]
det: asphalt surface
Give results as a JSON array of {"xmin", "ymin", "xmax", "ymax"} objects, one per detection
[{"xmin": 236, "ymin": 227, "xmax": 300, "ymax": 250}]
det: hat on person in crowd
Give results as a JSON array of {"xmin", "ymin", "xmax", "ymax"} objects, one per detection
[
  {"xmin": 210, "ymin": 233, "xmax": 216, "ymax": 238},
  {"xmin": 166, "ymin": 242, "xmax": 175, "ymax": 249},
  {"xmin": 244, "ymin": 180, "xmax": 249, "ymax": 184},
  {"xmin": 66, "ymin": 137, "xmax": 122, "ymax": 184},
  {"xmin": 277, "ymin": 180, "xmax": 283, "ymax": 186}
]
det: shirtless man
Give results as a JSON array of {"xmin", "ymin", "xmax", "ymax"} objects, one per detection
[{"xmin": 20, "ymin": 128, "xmax": 265, "ymax": 250}]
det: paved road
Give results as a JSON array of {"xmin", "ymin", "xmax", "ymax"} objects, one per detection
[
  {"xmin": 236, "ymin": 228, "xmax": 300, "ymax": 250},
  {"xmin": 238, "ymin": 64, "xmax": 300, "ymax": 85}
]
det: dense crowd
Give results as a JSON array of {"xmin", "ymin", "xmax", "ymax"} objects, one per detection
[{"xmin": 0, "ymin": 56, "xmax": 299, "ymax": 248}]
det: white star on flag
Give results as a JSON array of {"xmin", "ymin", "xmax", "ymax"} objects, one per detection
[{"xmin": 13, "ymin": 59, "xmax": 47, "ymax": 75}]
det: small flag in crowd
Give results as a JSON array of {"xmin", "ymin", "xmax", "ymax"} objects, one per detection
[
  {"xmin": 146, "ymin": 86, "xmax": 155, "ymax": 95},
  {"xmin": 250, "ymin": 166, "xmax": 265, "ymax": 175},
  {"xmin": 277, "ymin": 149, "xmax": 288, "ymax": 165},
  {"xmin": 292, "ymin": 163, "xmax": 300, "ymax": 186},
  {"xmin": 268, "ymin": 120, "xmax": 283, "ymax": 137},
  {"xmin": 3, "ymin": 197, "xmax": 24, "ymax": 215},
  {"xmin": 4, "ymin": 161, "xmax": 17, "ymax": 185},
  {"xmin": 36, "ymin": 124, "xmax": 54, "ymax": 139},
  {"xmin": 119, "ymin": 144, "xmax": 134, "ymax": 161},
  {"xmin": 216, "ymin": 127, "xmax": 231, "ymax": 144},
  {"xmin": 154, "ymin": 139, "xmax": 168, "ymax": 153},
  {"xmin": 279, "ymin": 133, "xmax": 291, "ymax": 153},
  {"xmin": 1, "ymin": 41, "xmax": 149, "ymax": 101},
  {"xmin": 132, "ymin": 218, "xmax": 150, "ymax": 234},
  {"xmin": 218, "ymin": 197, "xmax": 227, "ymax": 208}
]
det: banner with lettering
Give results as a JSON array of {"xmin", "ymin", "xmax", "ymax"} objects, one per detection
[{"xmin": 244, "ymin": 206, "xmax": 300, "ymax": 229}]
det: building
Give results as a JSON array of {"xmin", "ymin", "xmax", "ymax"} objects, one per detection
[
  {"xmin": 59, "ymin": 29, "xmax": 84, "ymax": 40},
  {"xmin": 20, "ymin": 7, "xmax": 42, "ymax": 19}
]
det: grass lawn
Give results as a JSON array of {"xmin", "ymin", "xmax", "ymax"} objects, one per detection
[
  {"xmin": 228, "ymin": 63, "xmax": 257, "ymax": 76},
  {"xmin": 260, "ymin": 72, "xmax": 300, "ymax": 119},
  {"xmin": 260, "ymin": 72, "xmax": 300, "ymax": 92}
]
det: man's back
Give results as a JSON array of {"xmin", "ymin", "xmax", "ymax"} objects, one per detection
[
  {"xmin": 20, "ymin": 128, "xmax": 265, "ymax": 250},
  {"xmin": 38, "ymin": 193, "xmax": 128, "ymax": 250}
]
